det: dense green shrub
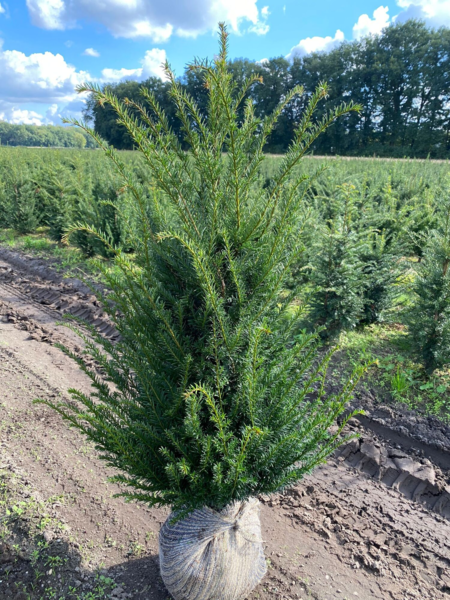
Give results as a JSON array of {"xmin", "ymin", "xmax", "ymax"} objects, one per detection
[
  {"xmin": 37, "ymin": 163, "xmax": 79, "ymax": 241},
  {"xmin": 0, "ymin": 176, "xmax": 8, "ymax": 228},
  {"xmin": 405, "ymin": 195, "xmax": 450, "ymax": 372},
  {"xmin": 363, "ymin": 178, "xmax": 404, "ymax": 249},
  {"xmin": 401, "ymin": 190, "xmax": 438, "ymax": 261},
  {"xmin": 308, "ymin": 183, "xmax": 367, "ymax": 338},
  {"xmin": 70, "ymin": 196, "xmax": 121, "ymax": 258},
  {"xmin": 359, "ymin": 231, "xmax": 400, "ymax": 324},
  {"xmin": 8, "ymin": 177, "xmax": 40, "ymax": 234},
  {"xmin": 0, "ymin": 148, "xmax": 140, "ymax": 256},
  {"xmin": 36, "ymin": 26, "xmax": 363, "ymax": 515}
]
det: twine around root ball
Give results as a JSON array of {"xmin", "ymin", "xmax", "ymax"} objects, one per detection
[{"xmin": 159, "ymin": 498, "xmax": 267, "ymax": 600}]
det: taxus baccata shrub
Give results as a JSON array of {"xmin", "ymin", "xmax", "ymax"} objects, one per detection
[
  {"xmin": 308, "ymin": 183, "xmax": 367, "ymax": 338},
  {"xmin": 359, "ymin": 231, "xmax": 401, "ymax": 325},
  {"xmin": 405, "ymin": 193, "xmax": 450, "ymax": 373},
  {"xmin": 36, "ymin": 25, "xmax": 363, "ymax": 600}
]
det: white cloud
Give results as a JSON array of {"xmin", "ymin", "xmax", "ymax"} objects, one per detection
[
  {"xmin": 83, "ymin": 48, "xmax": 100, "ymax": 57},
  {"xmin": 395, "ymin": 0, "xmax": 450, "ymax": 27},
  {"xmin": 26, "ymin": 0, "xmax": 66, "ymax": 30},
  {"xmin": 26, "ymin": 0, "xmax": 266, "ymax": 42},
  {"xmin": 0, "ymin": 3, "xmax": 5, "ymax": 15},
  {"xmin": 46, "ymin": 103, "xmax": 58, "ymax": 116},
  {"xmin": 101, "ymin": 67, "xmax": 139, "ymax": 83},
  {"xmin": 101, "ymin": 48, "xmax": 167, "ymax": 82},
  {"xmin": 353, "ymin": 6, "xmax": 390, "ymax": 39},
  {"xmin": 0, "ymin": 41, "xmax": 169, "ymax": 125},
  {"xmin": 211, "ymin": 0, "xmax": 260, "ymax": 34},
  {"xmin": 0, "ymin": 46, "xmax": 90, "ymax": 105},
  {"xmin": 352, "ymin": 1, "xmax": 450, "ymax": 37},
  {"xmin": 286, "ymin": 29, "xmax": 344, "ymax": 60},
  {"xmin": 0, "ymin": 107, "xmax": 45, "ymax": 125},
  {"xmin": 56, "ymin": 98, "xmax": 86, "ymax": 122},
  {"xmin": 0, "ymin": 43, "xmax": 90, "ymax": 125},
  {"xmin": 123, "ymin": 21, "xmax": 173, "ymax": 42},
  {"xmin": 248, "ymin": 5, "xmax": 270, "ymax": 35},
  {"xmin": 280, "ymin": 0, "xmax": 449, "ymax": 68},
  {"xmin": 256, "ymin": 57, "xmax": 271, "ymax": 71},
  {"xmin": 45, "ymin": 103, "xmax": 59, "ymax": 121},
  {"xmin": 0, "ymin": 101, "xmax": 84, "ymax": 126},
  {"xmin": 0, "ymin": 44, "xmax": 91, "ymax": 126}
]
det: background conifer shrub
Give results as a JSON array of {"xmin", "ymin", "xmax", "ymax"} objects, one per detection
[
  {"xmin": 359, "ymin": 231, "xmax": 400, "ymax": 325},
  {"xmin": 35, "ymin": 26, "xmax": 365, "ymax": 516},
  {"xmin": 8, "ymin": 177, "xmax": 40, "ymax": 234},
  {"xmin": 308, "ymin": 183, "xmax": 367, "ymax": 338},
  {"xmin": 37, "ymin": 162, "xmax": 79, "ymax": 242},
  {"xmin": 405, "ymin": 191, "xmax": 450, "ymax": 372}
]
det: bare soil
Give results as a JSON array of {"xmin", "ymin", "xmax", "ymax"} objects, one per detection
[{"xmin": 1, "ymin": 247, "xmax": 450, "ymax": 600}]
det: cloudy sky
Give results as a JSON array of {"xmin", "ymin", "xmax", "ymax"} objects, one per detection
[{"xmin": 0, "ymin": 0, "xmax": 449, "ymax": 126}]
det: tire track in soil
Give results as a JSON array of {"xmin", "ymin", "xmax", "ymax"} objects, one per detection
[
  {"xmin": 0, "ymin": 253, "xmax": 118, "ymax": 341},
  {"xmin": 1, "ymin": 247, "xmax": 450, "ymax": 599},
  {"xmin": 335, "ymin": 429, "xmax": 450, "ymax": 519}
]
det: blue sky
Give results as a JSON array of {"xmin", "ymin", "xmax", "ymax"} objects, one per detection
[{"xmin": 0, "ymin": 0, "xmax": 448, "ymax": 126}]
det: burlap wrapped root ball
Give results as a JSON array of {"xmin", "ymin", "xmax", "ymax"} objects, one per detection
[{"xmin": 159, "ymin": 497, "xmax": 267, "ymax": 600}]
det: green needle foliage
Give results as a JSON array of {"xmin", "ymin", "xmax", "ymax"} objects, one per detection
[
  {"xmin": 360, "ymin": 231, "xmax": 401, "ymax": 325},
  {"xmin": 38, "ymin": 162, "xmax": 79, "ymax": 242},
  {"xmin": 308, "ymin": 183, "xmax": 367, "ymax": 338},
  {"xmin": 405, "ymin": 191, "xmax": 450, "ymax": 373},
  {"xmin": 35, "ymin": 25, "xmax": 364, "ymax": 515},
  {"xmin": 6, "ymin": 171, "xmax": 40, "ymax": 234}
]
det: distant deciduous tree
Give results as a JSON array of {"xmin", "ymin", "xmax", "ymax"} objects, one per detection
[
  {"xmin": 86, "ymin": 20, "xmax": 450, "ymax": 158},
  {"xmin": 0, "ymin": 122, "xmax": 95, "ymax": 148}
]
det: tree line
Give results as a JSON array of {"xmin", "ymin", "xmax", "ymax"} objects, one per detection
[
  {"xmin": 0, "ymin": 122, "xmax": 96, "ymax": 148},
  {"xmin": 85, "ymin": 20, "xmax": 450, "ymax": 158}
]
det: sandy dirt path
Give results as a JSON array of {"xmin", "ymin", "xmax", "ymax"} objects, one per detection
[{"xmin": 1, "ymin": 249, "xmax": 450, "ymax": 600}]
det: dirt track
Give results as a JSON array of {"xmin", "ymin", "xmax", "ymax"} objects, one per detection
[{"xmin": 1, "ymin": 247, "xmax": 450, "ymax": 600}]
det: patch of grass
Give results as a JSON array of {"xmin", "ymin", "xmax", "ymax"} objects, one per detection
[
  {"xmin": 22, "ymin": 235, "xmax": 55, "ymax": 252},
  {"xmin": 340, "ymin": 323, "xmax": 450, "ymax": 419},
  {"xmin": 0, "ymin": 229, "xmax": 17, "ymax": 247},
  {"xmin": 0, "ymin": 228, "xmax": 124, "ymax": 286}
]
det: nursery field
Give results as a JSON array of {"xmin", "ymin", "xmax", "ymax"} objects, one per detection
[
  {"xmin": 1, "ymin": 147, "xmax": 450, "ymax": 599},
  {"xmin": 1, "ymin": 147, "xmax": 450, "ymax": 412}
]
